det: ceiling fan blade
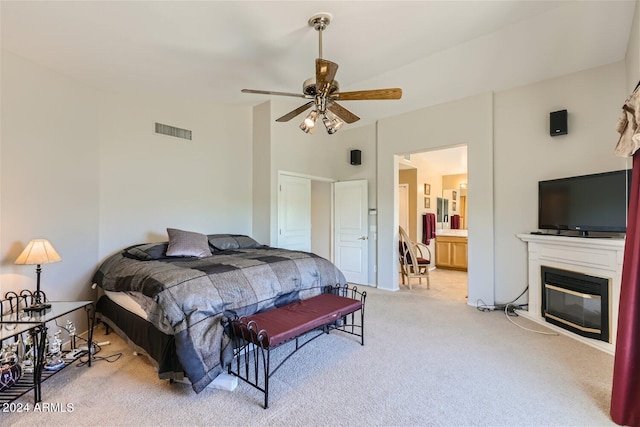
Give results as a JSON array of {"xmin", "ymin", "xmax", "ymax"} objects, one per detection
[
  {"xmin": 328, "ymin": 102, "xmax": 360, "ymax": 124},
  {"xmin": 333, "ymin": 88, "xmax": 403, "ymax": 101},
  {"xmin": 275, "ymin": 101, "xmax": 315, "ymax": 122},
  {"xmin": 316, "ymin": 59, "xmax": 339, "ymax": 94},
  {"xmin": 242, "ymin": 89, "xmax": 307, "ymax": 98}
]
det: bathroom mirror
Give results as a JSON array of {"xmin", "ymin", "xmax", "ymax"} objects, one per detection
[
  {"xmin": 436, "ymin": 197, "xmax": 448, "ymax": 222},
  {"xmin": 440, "ymin": 178, "xmax": 467, "ymax": 230}
]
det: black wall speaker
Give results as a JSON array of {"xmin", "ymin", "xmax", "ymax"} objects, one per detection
[
  {"xmin": 350, "ymin": 149, "xmax": 362, "ymax": 165},
  {"xmin": 550, "ymin": 110, "xmax": 568, "ymax": 136}
]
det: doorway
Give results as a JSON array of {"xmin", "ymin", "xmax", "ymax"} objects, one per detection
[
  {"xmin": 278, "ymin": 174, "xmax": 312, "ymax": 252},
  {"xmin": 396, "ymin": 146, "xmax": 468, "ymax": 301},
  {"xmin": 277, "ymin": 172, "xmax": 333, "ymax": 259},
  {"xmin": 276, "ymin": 172, "xmax": 370, "ymax": 286}
]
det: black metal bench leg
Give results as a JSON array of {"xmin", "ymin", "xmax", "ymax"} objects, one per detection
[
  {"xmin": 361, "ymin": 308, "xmax": 365, "ymax": 345},
  {"xmin": 264, "ymin": 348, "xmax": 270, "ymax": 409}
]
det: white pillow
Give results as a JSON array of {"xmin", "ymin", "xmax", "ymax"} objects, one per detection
[{"xmin": 166, "ymin": 228, "xmax": 212, "ymax": 258}]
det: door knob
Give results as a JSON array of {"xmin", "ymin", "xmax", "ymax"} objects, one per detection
[{"xmin": 358, "ymin": 236, "xmax": 368, "ymax": 240}]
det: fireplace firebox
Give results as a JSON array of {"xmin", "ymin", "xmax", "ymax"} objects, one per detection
[{"xmin": 541, "ymin": 266, "xmax": 610, "ymax": 343}]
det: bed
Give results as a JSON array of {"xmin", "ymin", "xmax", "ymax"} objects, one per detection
[{"xmin": 92, "ymin": 230, "xmax": 346, "ymax": 393}]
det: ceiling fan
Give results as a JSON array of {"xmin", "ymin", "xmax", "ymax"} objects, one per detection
[{"xmin": 241, "ymin": 13, "xmax": 402, "ymax": 135}]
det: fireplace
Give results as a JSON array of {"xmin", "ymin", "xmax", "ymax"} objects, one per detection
[
  {"xmin": 518, "ymin": 234, "xmax": 623, "ymax": 353},
  {"xmin": 541, "ymin": 266, "xmax": 610, "ymax": 343}
]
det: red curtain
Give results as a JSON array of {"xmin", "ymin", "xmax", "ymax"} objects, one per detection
[{"xmin": 611, "ymin": 150, "xmax": 640, "ymax": 426}]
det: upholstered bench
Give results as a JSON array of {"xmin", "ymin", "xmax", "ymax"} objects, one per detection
[{"xmin": 224, "ymin": 285, "xmax": 366, "ymax": 408}]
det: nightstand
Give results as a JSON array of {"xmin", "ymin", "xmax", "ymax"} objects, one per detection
[{"xmin": 0, "ymin": 299, "xmax": 94, "ymax": 404}]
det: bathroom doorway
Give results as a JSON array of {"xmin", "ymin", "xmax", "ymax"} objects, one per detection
[{"xmin": 397, "ymin": 145, "xmax": 468, "ymax": 301}]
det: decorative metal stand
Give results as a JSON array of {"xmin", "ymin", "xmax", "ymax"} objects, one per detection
[
  {"xmin": 0, "ymin": 291, "xmax": 95, "ymax": 404},
  {"xmin": 2, "ymin": 290, "xmax": 50, "ymax": 315}
]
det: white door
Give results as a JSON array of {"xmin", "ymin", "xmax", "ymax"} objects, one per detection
[
  {"xmin": 334, "ymin": 180, "xmax": 368, "ymax": 284},
  {"xmin": 278, "ymin": 174, "xmax": 311, "ymax": 251}
]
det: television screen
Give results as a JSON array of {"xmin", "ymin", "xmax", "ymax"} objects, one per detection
[{"xmin": 538, "ymin": 169, "xmax": 631, "ymax": 235}]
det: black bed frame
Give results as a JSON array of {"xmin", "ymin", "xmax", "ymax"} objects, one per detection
[{"xmin": 95, "ymin": 296, "xmax": 184, "ymax": 380}]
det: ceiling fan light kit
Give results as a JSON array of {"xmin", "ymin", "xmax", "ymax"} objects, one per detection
[
  {"xmin": 241, "ymin": 12, "xmax": 402, "ymax": 135},
  {"xmin": 300, "ymin": 110, "xmax": 319, "ymax": 134}
]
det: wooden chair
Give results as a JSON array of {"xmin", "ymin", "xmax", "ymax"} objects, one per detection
[{"xmin": 398, "ymin": 226, "xmax": 431, "ymax": 289}]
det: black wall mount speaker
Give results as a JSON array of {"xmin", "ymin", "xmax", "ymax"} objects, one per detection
[
  {"xmin": 550, "ymin": 110, "xmax": 568, "ymax": 136},
  {"xmin": 350, "ymin": 149, "xmax": 362, "ymax": 165}
]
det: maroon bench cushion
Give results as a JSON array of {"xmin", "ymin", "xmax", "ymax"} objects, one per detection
[{"xmin": 237, "ymin": 293, "xmax": 362, "ymax": 348}]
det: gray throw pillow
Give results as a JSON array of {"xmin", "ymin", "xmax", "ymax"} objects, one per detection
[
  {"xmin": 166, "ymin": 228, "xmax": 212, "ymax": 258},
  {"xmin": 207, "ymin": 234, "xmax": 262, "ymax": 251},
  {"xmin": 124, "ymin": 243, "xmax": 170, "ymax": 260}
]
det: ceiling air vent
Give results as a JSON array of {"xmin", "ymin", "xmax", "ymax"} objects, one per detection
[{"xmin": 154, "ymin": 122, "xmax": 192, "ymax": 140}]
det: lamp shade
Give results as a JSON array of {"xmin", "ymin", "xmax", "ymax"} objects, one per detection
[{"xmin": 15, "ymin": 239, "xmax": 62, "ymax": 265}]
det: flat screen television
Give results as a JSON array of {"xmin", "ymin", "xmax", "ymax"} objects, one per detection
[{"xmin": 538, "ymin": 169, "xmax": 631, "ymax": 236}]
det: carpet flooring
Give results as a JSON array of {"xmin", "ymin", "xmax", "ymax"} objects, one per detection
[{"xmin": 2, "ymin": 268, "xmax": 615, "ymax": 426}]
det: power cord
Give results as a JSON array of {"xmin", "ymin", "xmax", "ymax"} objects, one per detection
[
  {"xmin": 75, "ymin": 348, "xmax": 122, "ymax": 367},
  {"xmin": 477, "ymin": 288, "xmax": 559, "ymax": 335},
  {"xmin": 476, "ymin": 285, "xmax": 529, "ymax": 312},
  {"xmin": 503, "ymin": 303, "xmax": 559, "ymax": 336},
  {"xmin": 54, "ymin": 318, "xmax": 123, "ymax": 366},
  {"xmin": 476, "ymin": 288, "xmax": 561, "ymax": 335}
]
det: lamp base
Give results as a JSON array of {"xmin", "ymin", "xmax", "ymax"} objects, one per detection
[{"xmin": 24, "ymin": 302, "xmax": 51, "ymax": 313}]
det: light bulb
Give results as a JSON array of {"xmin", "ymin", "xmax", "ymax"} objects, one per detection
[{"xmin": 300, "ymin": 110, "xmax": 319, "ymax": 133}]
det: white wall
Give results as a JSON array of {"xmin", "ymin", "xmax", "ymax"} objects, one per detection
[
  {"xmin": 1, "ymin": 52, "xmax": 100, "ymax": 304},
  {"xmin": 98, "ymin": 92, "xmax": 252, "ymax": 257},
  {"xmin": 376, "ymin": 93, "xmax": 494, "ymax": 303},
  {"xmin": 493, "ymin": 61, "xmax": 630, "ymax": 304},
  {"xmin": 251, "ymin": 101, "xmax": 271, "ymax": 246},
  {"xmin": 626, "ymin": 0, "xmax": 640, "ymax": 92},
  {"xmin": 1, "ymin": 52, "xmax": 253, "ymax": 307}
]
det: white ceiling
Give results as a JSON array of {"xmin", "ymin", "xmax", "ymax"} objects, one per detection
[
  {"xmin": 399, "ymin": 145, "xmax": 468, "ymax": 175},
  {"xmin": 1, "ymin": 1, "xmax": 636, "ymax": 129},
  {"xmin": 418, "ymin": 146, "xmax": 469, "ymax": 176}
]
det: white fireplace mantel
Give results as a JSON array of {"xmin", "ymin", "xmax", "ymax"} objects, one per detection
[{"xmin": 517, "ymin": 233, "xmax": 625, "ymax": 354}]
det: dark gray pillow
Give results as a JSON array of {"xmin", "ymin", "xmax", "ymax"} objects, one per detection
[
  {"xmin": 166, "ymin": 228, "xmax": 212, "ymax": 258},
  {"xmin": 123, "ymin": 243, "xmax": 169, "ymax": 261},
  {"xmin": 207, "ymin": 234, "xmax": 262, "ymax": 251}
]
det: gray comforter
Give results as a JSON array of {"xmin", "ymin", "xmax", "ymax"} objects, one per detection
[{"xmin": 92, "ymin": 244, "xmax": 346, "ymax": 392}]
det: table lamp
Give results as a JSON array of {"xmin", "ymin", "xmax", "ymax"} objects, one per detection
[{"xmin": 14, "ymin": 239, "xmax": 61, "ymax": 312}]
